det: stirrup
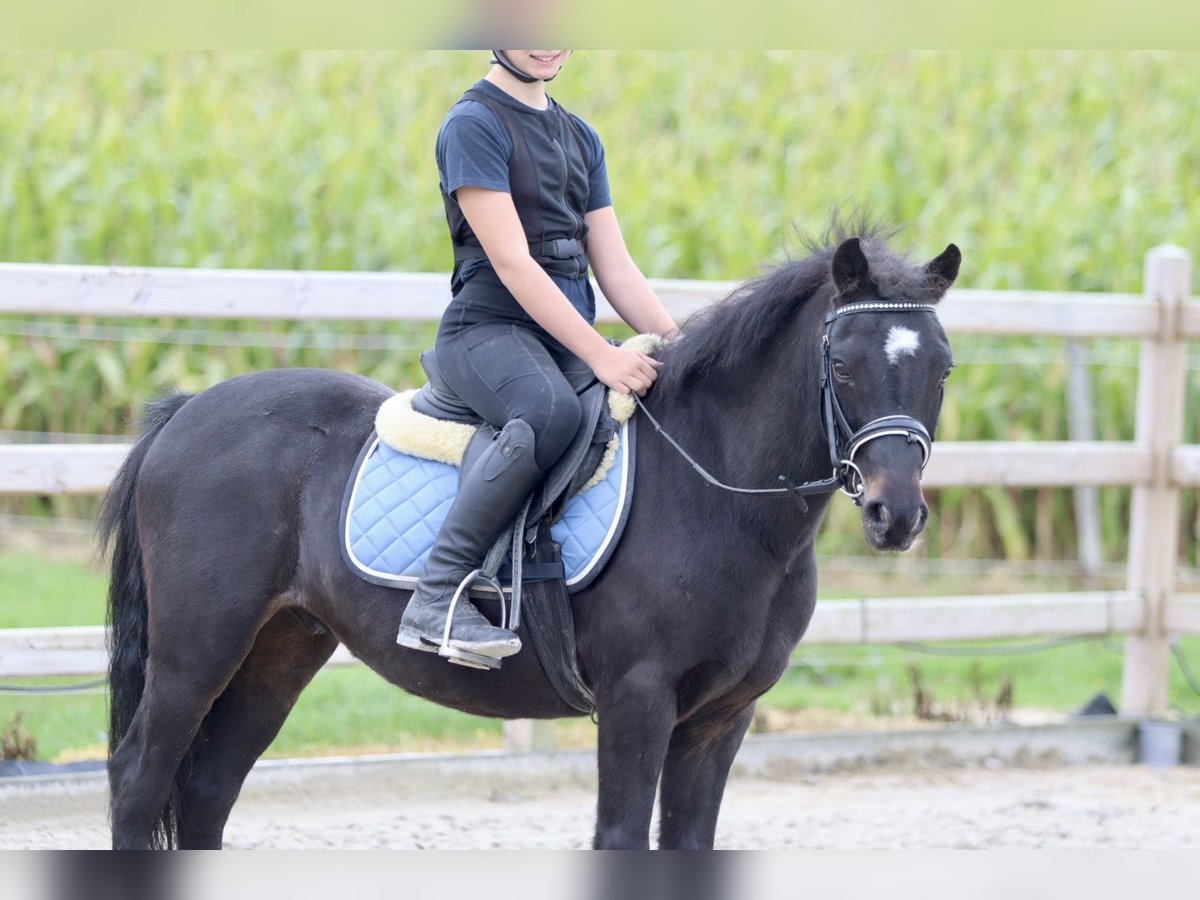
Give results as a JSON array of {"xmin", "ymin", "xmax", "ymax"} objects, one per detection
[
  {"xmin": 396, "ymin": 629, "xmax": 502, "ymax": 671},
  {"xmin": 438, "ymin": 569, "xmax": 508, "ymax": 669},
  {"xmin": 440, "ymin": 645, "xmax": 502, "ymax": 671},
  {"xmin": 395, "ymin": 570, "xmax": 512, "ymax": 670}
]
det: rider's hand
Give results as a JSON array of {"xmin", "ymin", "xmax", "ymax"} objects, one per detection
[{"xmin": 589, "ymin": 344, "xmax": 662, "ymax": 396}]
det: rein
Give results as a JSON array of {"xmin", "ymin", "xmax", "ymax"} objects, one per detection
[{"xmin": 634, "ymin": 301, "xmax": 939, "ymax": 512}]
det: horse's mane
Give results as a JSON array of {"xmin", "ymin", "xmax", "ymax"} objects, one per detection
[{"xmin": 654, "ymin": 213, "xmax": 931, "ymax": 399}]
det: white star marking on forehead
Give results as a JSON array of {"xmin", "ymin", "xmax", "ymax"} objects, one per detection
[{"xmin": 884, "ymin": 326, "xmax": 921, "ymax": 365}]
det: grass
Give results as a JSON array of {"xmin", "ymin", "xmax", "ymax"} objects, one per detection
[
  {"xmin": 770, "ymin": 640, "xmax": 1127, "ymax": 719},
  {"xmin": 0, "ymin": 549, "xmax": 107, "ymax": 628},
  {"xmin": 4, "ymin": 548, "xmax": 1199, "ymax": 763}
]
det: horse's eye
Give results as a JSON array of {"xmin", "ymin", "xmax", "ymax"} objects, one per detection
[
  {"xmin": 832, "ymin": 360, "xmax": 853, "ymax": 382},
  {"xmin": 941, "ymin": 366, "xmax": 954, "ymax": 383}
]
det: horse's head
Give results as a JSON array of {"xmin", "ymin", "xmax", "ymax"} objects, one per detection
[{"xmin": 824, "ymin": 237, "xmax": 960, "ymax": 551}]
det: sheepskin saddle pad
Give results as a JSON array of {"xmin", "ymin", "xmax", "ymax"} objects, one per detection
[{"xmin": 338, "ymin": 366, "xmax": 649, "ymax": 595}]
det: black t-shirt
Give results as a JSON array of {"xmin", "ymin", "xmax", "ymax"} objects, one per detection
[{"xmin": 436, "ymin": 80, "xmax": 613, "ymax": 321}]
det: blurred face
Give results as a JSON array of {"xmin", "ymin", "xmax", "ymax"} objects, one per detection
[{"xmin": 504, "ymin": 50, "xmax": 571, "ymax": 80}]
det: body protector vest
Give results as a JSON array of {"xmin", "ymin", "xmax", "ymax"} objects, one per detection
[{"xmin": 442, "ymin": 86, "xmax": 593, "ymax": 292}]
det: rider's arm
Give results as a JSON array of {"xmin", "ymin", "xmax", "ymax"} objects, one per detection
[
  {"xmin": 585, "ymin": 206, "xmax": 679, "ymax": 339},
  {"xmin": 456, "ymin": 187, "xmax": 661, "ymax": 395}
]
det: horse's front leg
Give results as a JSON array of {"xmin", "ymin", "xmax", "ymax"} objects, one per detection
[
  {"xmin": 593, "ymin": 668, "xmax": 677, "ymax": 849},
  {"xmin": 657, "ymin": 705, "xmax": 756, "ymax": 850}
]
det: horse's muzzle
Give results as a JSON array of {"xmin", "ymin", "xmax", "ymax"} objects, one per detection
[{"xmin": 861, "ymin": 488, "xmax": 929, "ymax": 551}]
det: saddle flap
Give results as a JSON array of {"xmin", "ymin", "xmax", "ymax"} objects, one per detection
[{"xmin": 519, "ymin": 527, "xmax": 595, "ymax": 713}]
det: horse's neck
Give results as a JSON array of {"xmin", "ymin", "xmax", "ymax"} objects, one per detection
[
  {"xmin": 665, "ymin": 345, "xmax": 828, "ymax": 481},
  {"xmin": 643, "ymin": 322, "xmax": 834, "ymax": 536}
]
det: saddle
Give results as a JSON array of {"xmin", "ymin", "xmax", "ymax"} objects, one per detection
[
  {"xmin": 411, "ymin": 350, "xmax": 619, "ymax": 521},
  {"xmin": 341, "ymin": 337, "xmax": 662, "ymax": 711},
  {"xmin": 407, "ymin": 354, "xmax": 614, "ymax": 707}
]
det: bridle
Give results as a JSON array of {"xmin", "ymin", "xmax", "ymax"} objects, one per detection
[
  {"xmin": 633, "ymin": 301, "xmax": 939, "ymax": 512},
  {"xmin": 820, "ymin": 302, "xmax": 936, "ymax": 502}
]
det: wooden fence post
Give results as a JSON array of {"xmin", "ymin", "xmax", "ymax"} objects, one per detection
[
  {"xmin": 1066, "ymin": 340, "xmax": 1103, "ymax": 576},
  {"xmin": 1120, "ymin": 245, "xmax": 1192, "ymax": 716}
]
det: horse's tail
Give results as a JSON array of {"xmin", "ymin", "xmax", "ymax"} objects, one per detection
[{"xmin": 98, "ymin": 391, "xmax": 192, "ymax": 847}]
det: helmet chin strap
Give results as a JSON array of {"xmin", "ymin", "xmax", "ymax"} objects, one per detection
[{"xmin": 491, "ymin": 50, "xmax": 561, "ymax": 83}]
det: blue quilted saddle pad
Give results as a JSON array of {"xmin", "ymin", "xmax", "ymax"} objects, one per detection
[{"xmin": 340, "ymin": 420, "xmax": 634, "ymax": 594}]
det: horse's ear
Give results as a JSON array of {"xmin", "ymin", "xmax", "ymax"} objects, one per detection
[
  {"xmin": 924, "ymin": 243, "xmax": 961, "ymax": 300},
  {"xmin": 831, "ymin": 237, "xmax": 871, "ymax": 301}
]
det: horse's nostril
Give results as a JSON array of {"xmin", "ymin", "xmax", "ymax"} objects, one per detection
[
  {"xmin": 864, "ymin": 500, "xmax": 890, "ymax": 530},
  {"xmin": 917, "ymin": 504, "xmax": 929, "ymax": 532}
]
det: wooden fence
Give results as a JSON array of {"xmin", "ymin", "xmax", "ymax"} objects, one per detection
[{"xmin": 1, "ymin": 246, "xmax": 1197, "ymax": 718}]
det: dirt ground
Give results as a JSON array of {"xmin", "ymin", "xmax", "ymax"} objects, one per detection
[{"xmin": 3, "ymin": 761, "xmax": 1198, "ymax": 850}]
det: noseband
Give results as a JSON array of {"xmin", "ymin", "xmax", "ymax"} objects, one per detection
[
  {"xmin": 821, "ymin": 302, "xmax": 936, "ymax": 502},
  {"xmin": 633, "ymin": 301, "xmax": 939, "ymax": 511}
]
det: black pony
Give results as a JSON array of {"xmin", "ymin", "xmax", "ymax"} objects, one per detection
[{"xmin": 101, "ymin": 224, "xmax": 959, "ymax": 849}]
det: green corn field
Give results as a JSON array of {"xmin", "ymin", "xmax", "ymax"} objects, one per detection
[{"xmin": 1, "ymin": 51, "xmax": 1198, "ymax": 565}]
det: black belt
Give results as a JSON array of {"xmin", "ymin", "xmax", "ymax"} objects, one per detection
[{"xmin": 453, "ymin": 238, "xmax": 587, "ymax": 265}]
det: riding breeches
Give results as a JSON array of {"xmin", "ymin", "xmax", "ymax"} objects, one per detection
[{"xmin": 434, "ymin": 321, "xmax": 589, "ymax": 473}]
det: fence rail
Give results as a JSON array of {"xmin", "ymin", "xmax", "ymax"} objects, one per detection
[
  {"xmin": 4, "ymin": 261, "xmax": 1198, "ymax": 339},
  {"xmin": 1, "ymin": 246, "xmax": 1196, "ymax": 718},
  {"xmin": 0, "ymin": 441, "xmax": 1182, "ymax": 496},
  {"xmin": 8, "ymin": 442, "xmax": 1200, "ymax": 495},
  {"xmin": 0, "ymin": 592, "xmax": 1147, "ymax": 680}
]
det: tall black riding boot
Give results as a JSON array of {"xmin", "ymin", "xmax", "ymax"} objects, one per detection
[{"xmin": 396, "ymin": 419, "xmax": 542, "ymax": 663}]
